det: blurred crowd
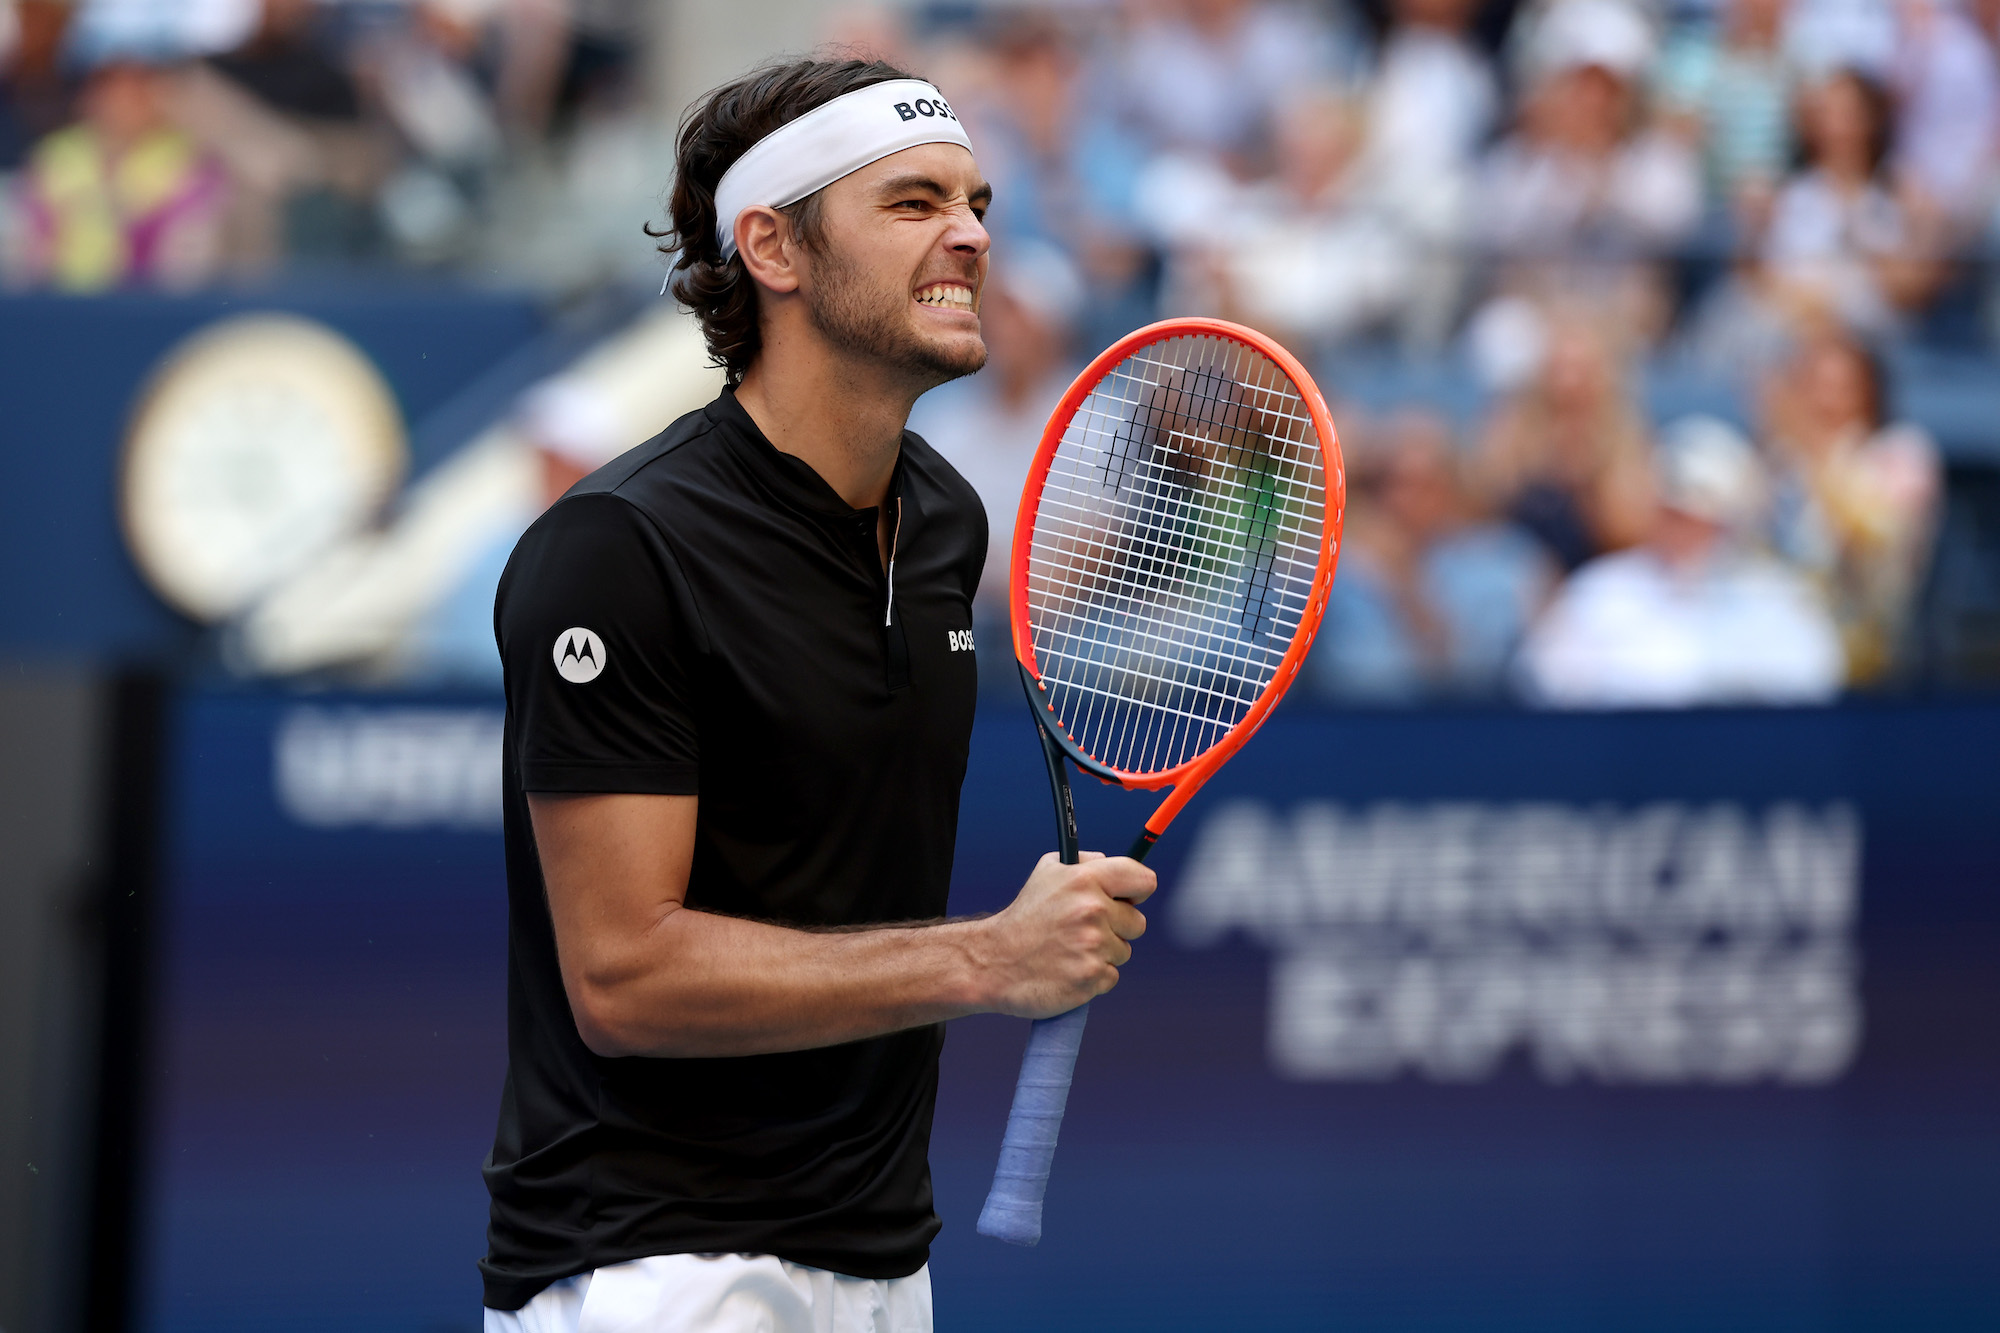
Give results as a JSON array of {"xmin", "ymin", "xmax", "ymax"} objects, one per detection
[
  {"xmin": 5, "ymin": 0, "xmax": 1995, "ymax": 704},
  {"xmin": 1312, "ymin": 329, "xmax": 1936, "ymax": 705},
  {"xmin": 900, "ymin": 0, "xmax": 1990, "ymax": 706},
  {"xmin": 0, "ymin": 0, "xmax": 662, "ymax": 290}
]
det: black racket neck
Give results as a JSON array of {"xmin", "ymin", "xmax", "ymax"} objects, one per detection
[
  {"xmin": 1035, "ymin": 722, "xmax": 1080, "ymax": 867},
  {"xmin": 1022, "ymin": 661, "xmax": 1081, "ymax": 866},
  {"xmin": 1024, "ymin": 661, "xmax": 1166, "ymax": 868}
]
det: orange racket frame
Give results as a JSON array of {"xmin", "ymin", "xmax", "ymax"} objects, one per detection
[
  {"xmin": 1007, "ymin": 316, "xmax": 1346, "ymax": 856},
  {"xmin": 977, "ymin": 317, "xmax": 1345, "ymax": 1249}
]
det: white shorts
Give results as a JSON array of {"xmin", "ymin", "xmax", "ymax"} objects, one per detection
[{"xmin": 483, "ymin": 1253, "xmax": 933, "ymax": 1333}]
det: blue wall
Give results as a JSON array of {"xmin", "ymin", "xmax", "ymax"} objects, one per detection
[{"xmin": 139, "ymin": 693, "xmax": 2000, "ymax": 1332}]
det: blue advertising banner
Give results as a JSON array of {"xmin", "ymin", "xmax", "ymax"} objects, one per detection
[{"xmin": 141, "ymin": 693, "xmax": 2000, "ymax": 1332}]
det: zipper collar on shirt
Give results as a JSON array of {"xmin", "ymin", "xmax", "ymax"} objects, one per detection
[{"xmin": 884, "ymin": 495, "xmax": 902, "ymax": 627}]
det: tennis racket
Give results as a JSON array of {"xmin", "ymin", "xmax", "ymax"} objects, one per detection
[{"xmin": 975, "ymin": 317, "xmax": 1344, "ymax": 1246}]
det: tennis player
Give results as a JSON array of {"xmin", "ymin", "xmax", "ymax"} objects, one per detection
[{"xmin": 479, "ymin": 57, "xmax": 1155, "ymax": 1332}]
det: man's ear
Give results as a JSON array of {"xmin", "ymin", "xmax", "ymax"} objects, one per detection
[{"xmin": 735, "ymin": 207, "xmax": 803, "ymax": 295}]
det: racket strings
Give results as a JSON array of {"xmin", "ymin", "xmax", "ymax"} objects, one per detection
[{"xmin": 1025, "ymin": 334, "xmax": 1326, "ymax": 777}]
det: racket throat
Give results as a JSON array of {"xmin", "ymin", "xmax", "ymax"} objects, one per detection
[
  {"xmin": 1022, "ymin": 663, "xmax": 1081, "ymax": 864},
  {"xmin": 1035, "ymin": 723, "xmax": 1080, "ymax": 865}
]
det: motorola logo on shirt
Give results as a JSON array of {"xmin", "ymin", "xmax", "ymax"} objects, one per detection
[{"xmin": 554, "ymin": 628, "xmax": 606, "ymax": 683}]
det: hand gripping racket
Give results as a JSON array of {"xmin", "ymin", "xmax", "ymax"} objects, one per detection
[{"xmin": 975, "ymin": 318, "xmax": 1344, "ymax": 1246}]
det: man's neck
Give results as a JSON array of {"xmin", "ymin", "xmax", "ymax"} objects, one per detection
[{"xmin": 734, "ymin": 339, "xmax": 922, "ymax": 512}]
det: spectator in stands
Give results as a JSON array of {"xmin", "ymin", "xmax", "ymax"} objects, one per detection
[
  {"xmin": 1315, "ymin": 410, "xmax": 1554, "ymax": 701},
  {"xmin": 529, "ymin": 0, "xmax": 645, "ymax": 136},
  {"xmin": 468, "ymin": 2, "xmax": 671, "ymax": 295},
  {"xmin": 166, "ymin": 0, "xmax": 392, "ymax": 269},
  {"xmin": 1656, "ymin": 0, "xmax": 1800, "ymax": 239},
  {"xmin": 354, "ymin": 1, "xmax": 504, "ymax": 262},
  {"xmin": 210, "ymin": 0, "xmax": 361, "ymax": 123},
  {"xmin": 1111, "ymin": 0, "xmax": 1359, "ymax": 165},
  {"xmin": 488, "ymin": 0, "xmax": 573, "ymax": 143},
  {"xmin": 1479, "ymin": 0, "xmax": 1703, "ymax": 261},
  {"xmin": 1360, "ymin": 0, "xmax": 1498, "ymax": 188},
  {"xmin": 959, "ymin": 11, "xmax": 1152, "ymax": 350},
  {"xmin": 1760, "ymin": 332, "xmax": 1941, "ymax": 682},
  {"xmin": 4, "ymin": 57, "xmax": 228, "ymax": 290},
  {"xmin": 1144, "ymin": 86, "xmax": 1446, "ymax": 348},
  {"xmin": 1890, "ymin": 0, "xmax": 2000, "ymax": 233},
  {"xmin": 1684, "ymin": 65, "xmax": 1944, "ymax": 374},
  {"xmin": 1519, "ymin": 414, "xmax": 1845, "ymax": 707},
  {"xmin": 1763, "ymin": 67, "xmax": 1946, "ymax": 333},
  {"xmin": 1351, "ymin": 0, "xmax": 1498, "ymax": 344},
  {"xmin": 1151, "ymin": 0, "xmax": 1497, "ymax": 351},
  {"xmin": 1471, "ymin": 305, "xmax": 1657, "ymax": 570}
]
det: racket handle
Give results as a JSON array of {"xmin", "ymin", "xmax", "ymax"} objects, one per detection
[{"xmin": 976, "ymin": 1001, "xmax": 1090, "ymax": 1246}]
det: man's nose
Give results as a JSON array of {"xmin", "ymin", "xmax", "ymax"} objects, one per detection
[{"xmin": 944, "ymin": 206, "xmax": 990, "ymax": 257}]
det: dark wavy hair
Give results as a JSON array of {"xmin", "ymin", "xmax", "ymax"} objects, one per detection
[{"xmin": 650, "ymin": 56, "xmax": 919, "ymax": 385}]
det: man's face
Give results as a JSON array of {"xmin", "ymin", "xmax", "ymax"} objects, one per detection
[{"xmin": 796, "ymin": 142, "xmax": 992, "ymax": 389}]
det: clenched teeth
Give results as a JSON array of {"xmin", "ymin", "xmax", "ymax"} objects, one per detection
[{"xmin": 915, "ymin": 284, "xmax": 975, "ymax": 311}]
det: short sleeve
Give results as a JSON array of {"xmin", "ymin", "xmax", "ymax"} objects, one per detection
[{"xmin": 497, "ymin": 492, "xmax": 704, "ymax": 794}]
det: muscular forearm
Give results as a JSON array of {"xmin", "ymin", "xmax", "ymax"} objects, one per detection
[
  {"xmin": 532, "ymin": 793, "xmax": 1152, "ymax": 1060},
  {"xmin": 568, "ymin": 906, "xmax": 993, "ymax": 1058}
]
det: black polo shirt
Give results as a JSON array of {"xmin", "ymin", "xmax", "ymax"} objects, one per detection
[{"xmin": 479, "ymin": 389, "xmax": 985, "ymax": 1310}]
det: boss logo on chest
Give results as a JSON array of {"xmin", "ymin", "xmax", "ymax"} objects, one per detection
[{"xmin": 947, "ymin": 629, "xmax": 976, "ymax": 652}]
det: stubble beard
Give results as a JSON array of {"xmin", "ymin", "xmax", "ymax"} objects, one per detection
[{"xmin": 804, "ymin": 242, "xmax": 988, "ymax": 391}]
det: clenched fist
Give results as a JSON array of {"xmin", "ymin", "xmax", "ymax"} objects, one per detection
[{"xmin": 972, "ymin": 851, "xmax": 1156, "ymax": 1019}]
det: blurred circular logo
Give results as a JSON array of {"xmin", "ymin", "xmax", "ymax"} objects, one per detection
[{"xmin": 120, "ymin": 313, "xmax": 408, "ymax": 623}]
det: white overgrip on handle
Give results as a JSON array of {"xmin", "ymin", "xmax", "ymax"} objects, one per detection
[{"xmin": 975, "ymin": 1001, "xmax": 1091, "ymax": 1246}]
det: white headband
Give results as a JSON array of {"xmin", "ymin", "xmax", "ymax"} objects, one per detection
[{"xmin": 712, "ymin": 79, "xmax": 974, "ymax": 260}]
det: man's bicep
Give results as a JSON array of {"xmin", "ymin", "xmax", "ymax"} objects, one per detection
[
  {"xmin": 532, "ymin": 791, "xmax": 699, "ymax": 931},
  {"xmin": 531, "ymin": 792, "xmax": 699, "ymax": 1049}
]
